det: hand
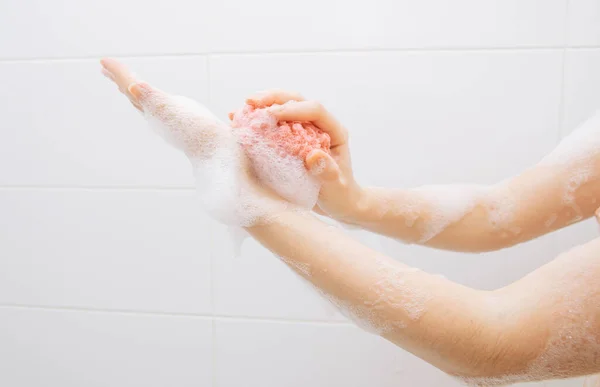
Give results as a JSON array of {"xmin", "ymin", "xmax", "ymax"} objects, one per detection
[
  {"xmin": 100, "ymin": 58, "xmax": 228, "ymax": 159},
  {"xmin": 99, "ymin": 58, "xmax": 284, "ymax": 225},
  {"xmin": 245, "ymin": 90, "xmax": 366, "ymax": 222}
]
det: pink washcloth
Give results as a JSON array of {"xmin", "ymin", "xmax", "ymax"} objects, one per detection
[{"xmin": 231, "ymin": 103, "xmax": 331, "ymax": 160}]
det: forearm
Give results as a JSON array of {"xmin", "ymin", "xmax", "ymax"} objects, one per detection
[
  {"xmin": 246, "ymin": 211, "xmax": 509, "ymax": 377},
  {"xmin": 346, "ymin": 158, "xmax": 600, "ymax": 252},
  {"xmin": 247, "ymin": 210, "xmax": 600, "ymax": 382}
]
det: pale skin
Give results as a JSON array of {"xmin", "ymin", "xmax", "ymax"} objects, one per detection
[
  {"xmin": 101, "ymin": 58, "xmax": 600, "ymax": 383},
  {"xmin": 242, "ymin": 90, "xmax": 600, "ymax": 253}
]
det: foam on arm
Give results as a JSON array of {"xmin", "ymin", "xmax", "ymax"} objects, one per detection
[
  {"xmin": 133, "ymin": 84, "xmax": 328, "ymax": 227},
  {"xmin": 247, "ymin": 209, "xmax": 600, "ymax": 384},
  {"xmin": 345, "ymin": 112, "xmax": 600, "ymax": 252}
]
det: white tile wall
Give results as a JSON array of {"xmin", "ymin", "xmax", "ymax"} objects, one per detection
[
  {"xmin": 214, "ymin": 320, "xmax": 458, "ymax": 387},
  {"xmin": 380, "ymin": 232, "xmax": 560, "ymax": 291},
  {"xmin": 206, "ymin": 0, "xmax": 567, "ymax": 52},
  {"xmin": 0, "ymin": 306, "xmax": 213, "ymax": 387},
  {"xmin": 0, "ymin": 57, "xmax": 206, "ymax": 187},
  {"xmin": 553, "ymin": 48, "xmax": 600, "ymax": 252},
  {"xmin": 562, "ymin": 49, "xmax": 600, "ymax": 134},
  {"xmin": 212, "ymin": 229, "xmax": 345, "ymax": 321},
  {"xmin": 567, "ymin": 0, "xmax": 600, "ymax": 46},
  {"xmin": 0, "ymin": 1, "xmax": 567, "ymax": 59},
  {"xmin": 0, "ymin": 189, "xmax": 212, "ymax": 314},
  {"xmin": 0, "ymin": 1, "xmax": 213, "ymax": 59},
  {"xmin": 210, "ymin": 51, "xmax": 563, "ymax": 188},
  {"xmin": 1, "ymin": 0, "xmax": 598, "ymax": 386}
]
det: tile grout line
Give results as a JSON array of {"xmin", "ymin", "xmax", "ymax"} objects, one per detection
[
  {"xmin": 3, "ymin": 46, "xmax": 600, "ymax": 64},
  {"xmin": 0, "ymin": 186, "xmax": 195, "ymax": 191},
  {"xmin": 557, "ymin": 0, "xmax": 570, "ymax": 141},
  {"xmin": 560, "ymin": 0, "xmax": 571, "ymax": 130},
  {"xmin": 0, "ymin": 303, "xmax": 351, "ymax": 326},
  {"xmin": 205, "ymin": 53, "xmax": 218, "ymax": 387},
  {"xmin": 553, "ymin": 0, "xmax": 570, "ymax": 254},
  {"xmin": 211, "ymin": 318, "xmax": 217, "ymax": 387}
]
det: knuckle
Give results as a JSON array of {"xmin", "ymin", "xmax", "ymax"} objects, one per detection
[{"xmin": 310, "ymin": 101, "xmax": 326, "ymax": 115}]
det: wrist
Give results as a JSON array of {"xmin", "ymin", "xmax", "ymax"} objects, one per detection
[{"xmin": 338, "ymin": 183, "xmax": 372, "ymax": 225}]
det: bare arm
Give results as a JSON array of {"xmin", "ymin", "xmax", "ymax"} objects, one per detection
[
  {"xmin": 101, "ymin": 62, "xmax": 600, "ymax": 382},
  {"xmin": 247, "ymin": 209, "xmax": 600, "ymax": 383},
  {"xmin": 353, "ymin": 157, "xmax": 600, "ymax": 252},
  {"xmin": 248, "ymin": 90, "xmax": 600, "ymax": 252}
]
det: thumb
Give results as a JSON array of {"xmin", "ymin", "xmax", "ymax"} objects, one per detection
[
  {"xmin": 128, "ymin": 82, "xmax": 155, "ymax": 103},
  {"xmin": 306, "ymin": 150, "xmax": 340, "ymax": 183}
]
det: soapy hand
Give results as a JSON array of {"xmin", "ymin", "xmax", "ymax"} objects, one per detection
[
  {"xmin": 244, "ymin": 90, "xmax": 366, "ymax": 221},
  {"xmin": 100, "ymin": 58, "xmax": 231, "ymax": 159},
  {"xmin": 100, "ymin": 58, "xmax": 286, "ymax": 225}
]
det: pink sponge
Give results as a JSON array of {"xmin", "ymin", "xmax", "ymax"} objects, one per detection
[{"xmin": 231, "ymin": 103, "xmax": 331, "ymax": 159}]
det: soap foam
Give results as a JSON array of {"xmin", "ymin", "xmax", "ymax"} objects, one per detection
[
  {"xmin": 317, "ymin": 260, "xmax": 429, "ymax": 335},
  {"xmin": 231, "ymin": 103, "xmax": 330, "ymax": 209},
  {"xmin": 378, "ymin": 111, "xmax": 600, "ymax": 250},
  {"xmin": 136, "ymin": 87, "xmax": 330, "ymax": 228},
  {"xmin": 410, "ymin": 184, "xmax": 487, "ymax": 242}
]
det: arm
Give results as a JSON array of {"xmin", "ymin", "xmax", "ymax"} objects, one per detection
[
  {"xmin": 247, "ymin": 90, "xmax": 600, "ymax": 252},
  {"xmin": 101, "ymin": 61, "xmax": 600, "ymax": 383},
  {"xmin": 247, "ymin": 209, "xmax": 600, "ymax": 383},
  {"xmin": 354, "ymin": 159, "xmax": 600, "ymax": 252}
]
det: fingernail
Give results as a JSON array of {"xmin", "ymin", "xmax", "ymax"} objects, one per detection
[
  {"xmin": 246, "ymin": 98, "xmax": 262, "ymax": 107},
  {"xmin": 128, "ymin": 83, "xmax": 142, "ymax": 100},
  {"xmin": 310, "ymin": 157, "xmax": 327, "ymax": 175}
]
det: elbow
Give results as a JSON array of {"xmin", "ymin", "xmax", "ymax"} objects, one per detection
[
  {"xmin": 444, "ymin": 343, "xmax": 539, "ymax": 384},
  {"xmin": 438, "ymin": 306, "xmax": 549, "ymax": 384}
]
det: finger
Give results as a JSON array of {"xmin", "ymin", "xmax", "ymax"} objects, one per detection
[
  {"xmin": 100, "ymin": 58, "xmax": 143, "ymax": 107},
  {"xmin": 128, "ymin": 82, "xmax": 165, "ymax": 106},
  {"xmin": 306, "ymin": 149, "xmax": 341, "ymax": 182},
  {"xmin": 101, "ymin": 68, "xmax": 116, "ymax": 82},
  {"xmin": 269, "ymin": 101, "xmax": 347, "ymax": 146},
  {"xmin": 246, "ymin": 89, "xmax": 305, "ymax": 108},
  {"xmin": 595, "ymin": 207, "xmax": 600, "ymax": 225},
  {"xmin": 100, "ymin": 58, "xmax": 138, "ymax": 92}
]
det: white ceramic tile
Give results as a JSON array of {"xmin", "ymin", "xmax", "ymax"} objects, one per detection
[
  {"xmin": 206, "ymin": 0, "xmax": 565, "ymax": 52},
  {"xmin": 0, "ymin": 57, "xmax": 208, "ymax": 187},
  {"xmin": 567, "ymin": 0, "xmax": 600, "ymax": 46},
  {"xmin": 562, "ymin": 49, "xmax": 600, "ymax": 134},
  {"xmin": 215, "ymin": 319, "xmax": 459, "ymax": 387},
  {"xmin": 0, "ymin": 0, "xmax": 566, "ymax": 59},
  {"xmin": 558, "ymin": 49, "xmax": 600, "ymax": 253},
  {"xmin": 0, "ymin": 189, "xmax": 212, "ymax": 314},
  {"xmin": 554, "ymin": 220, "xmax": 599, "ymax": 256},
  {"xmin": 0, "ymin": 0, "xmax": 212, "ymax": 59},
  {"xmin": 380, "ymin": 233, "xmax": 559, "ymax": 291},
  {"xmin": 0, "ymin": 306, "xmax": 212, "ymax": 387},
  {"xmin": 211, "ymin": 51, "xmax": 563, "ymax": 189},
  {"xmin": 211, "ymin": 223, "xmax": 345, "ymax": 321}
]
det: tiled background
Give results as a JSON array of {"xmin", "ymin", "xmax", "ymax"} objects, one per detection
[{"xmin": 0, "ymin": 1, "xmax": 598, "ymax": 386}]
